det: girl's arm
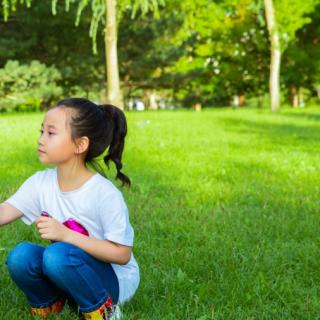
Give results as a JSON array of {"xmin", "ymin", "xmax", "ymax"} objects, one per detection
[
  {"xmin": 0, "ymin": 202, "xmax": 23, "ymax": 226},
  {"xmin": 36, "ymin": 216, "xmax": 132, "ymax": 265},
  {"xmin": 64, "ymin": 231, "xmax": 132, "ymax": 265}
]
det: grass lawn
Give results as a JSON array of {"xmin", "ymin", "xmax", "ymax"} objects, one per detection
[{"xmin": 0, "ymin": 107, "xmax": 320, "ymax": 319}]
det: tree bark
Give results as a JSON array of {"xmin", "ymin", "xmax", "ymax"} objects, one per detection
[
  {"xmin": 193, "ymin": 88, "xmax": 202, "ymax": 111},
  {"xmin": 264, "ymin": 0, "xmax": 281, "ymax": 112},
  {"xmin": 290, "ymin": 85, "xmax": 299, "ymax": 107},
  {"xmin": 105, "ymin": 0, "xmax": 123, "ymax": 109},
  {"xmin": 149, "ymin": 91, "xmax": 158, "ymax": 110},
  {"xmin": 257, "ymin": 95, "xmax": 264, "ymax": 108},
  {"xmin": 143, "ymin": 89, "xmax": 150, "ymax": 110}
]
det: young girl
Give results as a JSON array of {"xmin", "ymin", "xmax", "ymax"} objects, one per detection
[{"xmin": 0, "ymin": 98, "xmax": 139, "ymax": 319}]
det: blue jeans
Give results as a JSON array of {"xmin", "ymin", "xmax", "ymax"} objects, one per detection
[{"xmin": 6, "ymin": 242, "xmax": 119, "ymax": 313}]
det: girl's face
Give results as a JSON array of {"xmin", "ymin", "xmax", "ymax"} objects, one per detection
[{"xmin": 38, "ymin": 107, "xmax": 78, "ymax": 165}]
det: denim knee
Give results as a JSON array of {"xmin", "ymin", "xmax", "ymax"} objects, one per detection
[
  {"xmin": 42, "ymin": 242, "xmax": 72, "ymax": 281},
  {"xmin": 6, "ymin": 242, "xmax": 41, "ymax": 278}
]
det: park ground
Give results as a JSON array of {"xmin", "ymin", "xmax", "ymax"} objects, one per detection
[{"xmin": 0, "ymin": 107, "xmax": 320, "ymax": 319}]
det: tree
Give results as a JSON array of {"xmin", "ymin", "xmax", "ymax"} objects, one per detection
[
  {"xmin": 118, "ymin": 1, "xmax": 186, "ymax": 108},
  {"xmin": 264, "ymin": 0, "xmax": 280, "ymax": 112},
  {"xmin": 282, "ymin": 4, "xmax": 320, "ymax": 106},
  {"xmin": 58, "ymin": 0, "xmax": 165, "ymax": 109},
  {"xmin": 168, "ymin": 0, "xmax": 269, "ymax": 108},
  {"xmin": 262, "ymin": 0, "xmax": 317, "ymax": 111},
  {"xmin": 105, "ymin": 0, "xmax": 122, "ymax": 107},
  {"xmin": 1, "ymin": 0, "xmax": 165, "ymax": 109},
  {"xmin": 0, "ymin": 1, "xmax": 105, "ymax": 100}
]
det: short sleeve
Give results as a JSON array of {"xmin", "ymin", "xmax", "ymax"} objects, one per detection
[
  {"xmin": 4, "ymin": 172, "xmax": 41, "ymax": 225},
  {"xmin": 99, "ymin": 191, "xmax": 134, "ymax": 246}
]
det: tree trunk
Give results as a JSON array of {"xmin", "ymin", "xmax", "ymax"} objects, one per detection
[
  {"xmin": 105, "ymin": 0, "xmax": 123, "ymax": 109},
  {"xmin": 233, "ymin": 95, "xmax": 240, "ymax": 107},
  {"xmin": 257, "ymin": 94, "xmax": 264, "ymax": 108},
  {"xmin": 143, "ymin": 89, "xmax": 150, "ymax": 110},
  {"xmin": 264, "ymin": 0, "xmax": 281, "ymax": 112},
  {"xmin": 193, "ymin": 103, "xmax": 202, "ymax": 111},
  {"xmin": 193, "ymin": 88, "xmax": 202, "ymax": 111},
  {"xmin": 149, "ymin": 91, "xmax": 158, "ymax": 110},
  {"xmin": 122, "ymin": 75, "xmax": 131, "ymax": 109},
  {"xmin": 290, "ymin": 85, "xmax": 299, "ymax": 107},
  {"xmin": 299, "ymin": 90, "xmax": 304, "ymax": 107}
]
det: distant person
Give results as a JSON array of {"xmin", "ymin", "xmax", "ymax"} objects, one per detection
[{"xmin": 0, "ymin": 98, "xmax": 139, "ymax": 319}]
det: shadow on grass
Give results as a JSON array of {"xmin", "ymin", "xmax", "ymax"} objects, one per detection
[
  {"xmin": 281, "ymin": 110, "xmax": 320, "ymax": 122},
  {"xmin": 219, "ymin": 116, "xmax": 320, "ymax": 148}
]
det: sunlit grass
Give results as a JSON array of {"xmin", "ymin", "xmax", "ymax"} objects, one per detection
[{"xmin": 0, "ymin": 106, "xmax": 320, "ymax": 319}]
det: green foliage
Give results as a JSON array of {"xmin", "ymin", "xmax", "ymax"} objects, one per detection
[
  {"xmin": 1, "ymin": 0, "xmax": 320, "ymax": 107},
  {"xmin": 279, "ymin": 3, "xmax": 320, "ymax": 104},
  {"xmin": 118, "ymin": 4, "xmax": 184, "ymax": 95},
  {"xmin": 253, "ymin": 0, "xmax": 318, "ymax": 50},
  {"xmin": 0, "ymin": 60, "xmax": 62, "ymax": 112},
  {"xmin": 51, "ymin": 0, "xmax": 166, "ymax": 54},
  {"xmin": 168, "ymin": 0, "xmax": 270, "ymax": 106},
  {"xmin": 1, "ymin": 0, "xmax": 31, "ymax": 21},
  {"xmin": 119, "ymin": 0, "xmax": 165, "ymax": 18},
  {"xmin": 0, "ymin": 1, "xmax": 105, "ymax": 99},
  {"xmin": 275, "ymin": 0, "xmax": 318, "ymax": 49},
  {"xmin": 1, "ymin": 0, "xmax": 166, "ymax": 54}
]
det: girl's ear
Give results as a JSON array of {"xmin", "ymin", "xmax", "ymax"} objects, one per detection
[{"xmin": 75, "ymin": 136, "xmax": 90, "ymax": 155}]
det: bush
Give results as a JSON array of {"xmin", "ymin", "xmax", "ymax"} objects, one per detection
[{"xmin": 0, "ymin": 60, "xmax": 63, "ymax": 112}]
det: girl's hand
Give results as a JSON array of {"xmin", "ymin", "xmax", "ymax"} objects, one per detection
[{"xmin": 35, "ymin": 216, "xmax": 70, "ymax": 242}]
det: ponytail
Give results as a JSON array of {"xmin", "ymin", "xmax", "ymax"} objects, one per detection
[
  {"xmin": 100, "ymin": 104, "xmax": 131, "ymax": 187},
  {"xmin": 56, "ymin": 98, "xmax": 131, "ymax": 187}
]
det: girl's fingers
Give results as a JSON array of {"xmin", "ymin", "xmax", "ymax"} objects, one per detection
[
  {"xmin": 38, "ymin": 227, "xmax": 50, "ymax": 234},
  {"xmin": 35, "ymin": 217, "xmax": 50, "ymax": 225},
  {"xmin": 37, "ymin": 220, "xmax": 54, "ymax": 229},
  {"xmin": 36, "ymin": 223, "xmax": 48, "ymax": 229},
  {"xmin": 41, "ymin": 233, "xmax": 51, "ymax": 240}
]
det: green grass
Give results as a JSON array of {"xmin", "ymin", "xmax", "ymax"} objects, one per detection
[{"xmin": 0, "ymin": 107, "xmax": 320, "ymax": 319}]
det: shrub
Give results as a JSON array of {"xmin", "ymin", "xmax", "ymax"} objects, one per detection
[{"xmin": 0, "ymin": 60, "xmax": 63, "ymax": 112}]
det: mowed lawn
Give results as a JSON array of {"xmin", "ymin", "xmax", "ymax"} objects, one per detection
[{"xmin": 0, "ymin": 107, "xmax": 320, "ymax": 320}]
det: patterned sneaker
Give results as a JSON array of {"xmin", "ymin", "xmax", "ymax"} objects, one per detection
[
  {"xmin": 31, "ymin": 299, "xmax": 63, "ymax": 318},
  {"xmin": 110, "ymin": 305, "xmax": 121, "ymax": 320},
  {"xmin": 82, "ymin": 297, "xmax": 122, "ymax": 320}
]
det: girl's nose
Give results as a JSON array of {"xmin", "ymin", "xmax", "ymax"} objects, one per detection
[{"xmin": 38, "ymin": 136, "xmax": 45, "ymax": 146}]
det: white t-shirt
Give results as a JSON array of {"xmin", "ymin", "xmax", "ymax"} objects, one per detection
[{"xmin": 5, "ymin": 168, "xmax": 139, "ymax": 303}]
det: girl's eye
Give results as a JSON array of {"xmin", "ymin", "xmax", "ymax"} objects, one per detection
[{"xmin": 39, "ymin": 130, "xmax": 54, "ymax": 135}]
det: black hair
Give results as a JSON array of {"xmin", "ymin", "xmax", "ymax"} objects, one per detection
[{"xmin": 56, "ymin": 97, "xmax": 131, "ymax": 187}]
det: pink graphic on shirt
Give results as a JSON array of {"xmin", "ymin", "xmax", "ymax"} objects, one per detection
[{"xmin": 41, "ymin": 211, "xmax": 89, "ymax": 237}]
